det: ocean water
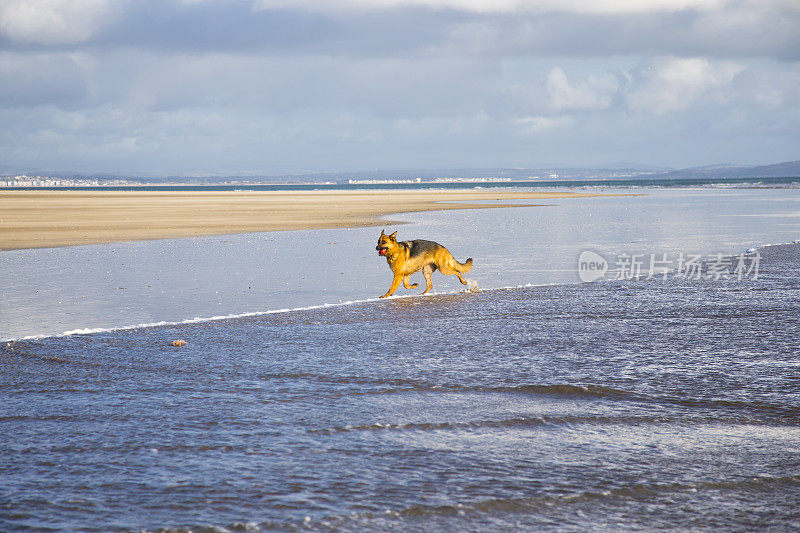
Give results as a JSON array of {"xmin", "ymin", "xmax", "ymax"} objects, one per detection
[{"xmin": 2, "ymin": 187, "xmax": 800, "ymax": 531}]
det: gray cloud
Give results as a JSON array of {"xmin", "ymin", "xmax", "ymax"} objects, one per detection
[
  {"xmin": 0, "ymin": 0, "xmax": 798, "ymax": 174},
  {"xmin": 2, "ymin": 2, "xmax": 798, "ymax": 60},
  {"xmin": 0, "ymin": 52, "xmax": 88, "ymax": 108}
]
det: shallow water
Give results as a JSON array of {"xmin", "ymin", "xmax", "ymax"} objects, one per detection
[
  {"xmin": 2, "ymin": 188, "xmax": 800, "ymax": 531},
  {"xmin": 2, "ymin": 242, "xmax": 799, "ymax": 531},
  {"xmin": 2, "ymin": 187, "xmax": 800, "ymax": 340}
]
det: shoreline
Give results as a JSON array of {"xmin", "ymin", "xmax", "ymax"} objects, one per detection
[{"xmin": 0, "ymin": 189, "xmax": 623, "ymax": 251}]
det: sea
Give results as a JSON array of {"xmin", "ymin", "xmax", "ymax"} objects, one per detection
[{"xmin": 2, "ymin": 179, "xmax": 800, "ymax": 531}]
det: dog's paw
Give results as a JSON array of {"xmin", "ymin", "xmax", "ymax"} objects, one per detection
[{"xmin": 409, "ymin": 283, "xmax": 419, "ymax": 289}]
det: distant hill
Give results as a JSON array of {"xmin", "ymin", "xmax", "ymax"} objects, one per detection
[
  {"xmin": 645, "ymin": 161, "xmax": 800, "ymax": 180},
  {"xmin": 600, "ymin": 162, "xmax": 674, "ymax": 172}
]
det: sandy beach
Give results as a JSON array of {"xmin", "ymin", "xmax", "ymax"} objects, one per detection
[{"xmin": 0, "ymin": 189, "xmax": 615, "ymax": 250}]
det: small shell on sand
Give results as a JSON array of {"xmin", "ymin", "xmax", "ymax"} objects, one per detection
[{"xmin": 172, "ymin": 339, "xmax": 187, "ymax": 347}]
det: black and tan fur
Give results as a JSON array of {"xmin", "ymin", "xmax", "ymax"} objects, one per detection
[{"xmin": 375, "ymin": 230, "xmax": 473, "ymax": 298}]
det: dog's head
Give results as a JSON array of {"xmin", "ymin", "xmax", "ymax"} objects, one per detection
[{"xmin": 376, "ymin": 230, "xmax": 399, "ymax": 256}]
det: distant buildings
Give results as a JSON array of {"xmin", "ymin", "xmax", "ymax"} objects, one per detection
[
  {"xmin": 347, "ymin": 177, "xmax": 513, "ymax": 184},
  {"xmin": 0, "ymin": 175, "xmax": 131, "ymax": 187},
  {"xmin": 348, "ymin": 177, "xmax": 423, "ymax": 184},
  {"xmin": 0, "ymin": 172, "xmax": 570, "ymax": 187}
]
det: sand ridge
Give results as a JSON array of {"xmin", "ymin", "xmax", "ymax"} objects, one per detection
[{"xmin": 0, "ymin": 189, "xmax": 622, "ymax": 250}]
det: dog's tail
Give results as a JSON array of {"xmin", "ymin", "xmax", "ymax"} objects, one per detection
[{"xmin": 456, "ymin": 258, "xmax": 473, "ymax": 273}]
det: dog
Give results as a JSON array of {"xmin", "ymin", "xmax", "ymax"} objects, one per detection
[{"xmin": 375, "ymin": 230, "xmax": 473, "ymax": 298}]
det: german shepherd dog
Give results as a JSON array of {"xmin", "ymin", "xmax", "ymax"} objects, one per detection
[{"xmin": 375, "ymin": 230, "xmax": 473, "ymax": 298}]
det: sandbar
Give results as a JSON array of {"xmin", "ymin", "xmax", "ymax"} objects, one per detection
[{"xmin": 0, "ymin": 189, "xmax": 619, "ymax": 250}]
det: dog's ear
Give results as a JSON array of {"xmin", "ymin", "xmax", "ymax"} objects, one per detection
[
  {"xmin": 389, "ymin": 231, "xmax": 398, "ymax": 240},
  {"xmin": 380, "ymin": 229, "xmax": 385, "ymax": 236}
]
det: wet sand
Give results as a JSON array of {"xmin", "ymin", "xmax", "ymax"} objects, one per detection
[{"xmin": 0, "ymin": 189, "xmax": 615, "ymax": 250}]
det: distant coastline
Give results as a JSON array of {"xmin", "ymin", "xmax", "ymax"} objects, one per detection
[
  {"xmin": 3, "ymin": 159, "xmax": 799, "ymax": 189},
  {"xmin": 0, "ymin": 174, "xmax": 797, "ymax": 192}
]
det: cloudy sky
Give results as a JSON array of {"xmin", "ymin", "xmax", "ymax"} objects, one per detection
[{"xmin": 1, "ymin": 0, "xmax": 798, "ymax": 175}]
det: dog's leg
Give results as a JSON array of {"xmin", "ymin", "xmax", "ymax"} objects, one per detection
[
  {"xmin": 421, "ymin": 264, "xmax": 434, "ymax": 295},
  {"xmin": 380, "ymin": 275, "xmax": 403, "ymax": 298},
  {"xmin": 403, "ymin": 275, "xmax": 419, "ymax": 289},
  {"xmin": 440, "ymin": 255, "xmax": 471, "ymax": 285}
]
